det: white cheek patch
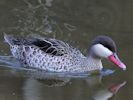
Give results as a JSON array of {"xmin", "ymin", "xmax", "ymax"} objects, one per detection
[{"xmin": 92, "ymin": 44, "xmax": 113, "ymax": 58}]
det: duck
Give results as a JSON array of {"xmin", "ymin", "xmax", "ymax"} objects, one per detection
[{"xmin": 4, "ymin": 34, "xmax": 126, "ymax": 72}]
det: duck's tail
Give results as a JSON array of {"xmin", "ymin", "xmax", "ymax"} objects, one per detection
[{"xmin": 4, "ymin": 33, "xmax": 17, "ymax": 46}]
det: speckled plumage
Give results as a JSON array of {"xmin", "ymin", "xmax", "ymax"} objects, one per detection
[{"xmin": 4, "ymin": 34, "xmax": 104, "ymax": 72}]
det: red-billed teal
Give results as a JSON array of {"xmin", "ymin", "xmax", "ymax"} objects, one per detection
[{"xmin": 4, "ymin": 34, "xmax": 126, "ymax": 72}]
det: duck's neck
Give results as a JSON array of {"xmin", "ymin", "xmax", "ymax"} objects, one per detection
[{"xmin": 83, "ymin": 55, "xmax": 103, "ymax": 72}]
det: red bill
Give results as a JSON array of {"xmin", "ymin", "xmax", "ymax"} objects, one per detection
[{"xmin": 108, "ymin": 53, "xmax": 126, "ymax": 70}]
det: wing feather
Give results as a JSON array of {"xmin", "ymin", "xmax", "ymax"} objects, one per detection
[{"xmin": 32, "ymin": 38, "xmax": 74, "ymax": 56}]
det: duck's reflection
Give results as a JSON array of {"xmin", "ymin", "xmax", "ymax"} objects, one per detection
[
  {"xmin": 22, "ymin": 72, "xmax": 126, "ymax": 100},
  {"xmin": 89, "ymin": 79, "xmax": 126, "ymax": 100}
]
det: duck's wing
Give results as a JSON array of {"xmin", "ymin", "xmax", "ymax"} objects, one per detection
[
  {"xmin": 4, "ymin": 34, "xmax": 83, "ymax": 57},
  {"xmin": 31, "ymin": 37, "xmax": 78, "ymax": 56}
]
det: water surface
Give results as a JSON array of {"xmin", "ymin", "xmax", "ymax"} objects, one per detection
[{"xmin": 0, "ymin": 0, "xmax": 132, "ymax": 100}]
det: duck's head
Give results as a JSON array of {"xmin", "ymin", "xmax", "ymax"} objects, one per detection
[{"xmin": 89, "ymin": 35, "xmax": 126, "ymax": 70}]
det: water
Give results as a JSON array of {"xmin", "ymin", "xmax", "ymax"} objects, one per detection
[{"xmin": 0, "ymin": 0, "xmax": 132, "ymax": 100}]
